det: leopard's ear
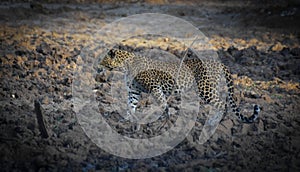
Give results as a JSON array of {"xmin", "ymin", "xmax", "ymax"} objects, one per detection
[{"xmin": 107, "ymin": 49, "xmax": 116, "ymax": 58}]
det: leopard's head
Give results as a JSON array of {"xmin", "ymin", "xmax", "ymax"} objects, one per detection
[{"xmin": 100, "ymin": 49, "xmax": 135, "ymax": 70}]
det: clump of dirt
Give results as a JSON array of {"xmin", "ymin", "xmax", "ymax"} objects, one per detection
[{"xmin": 0, "ymin": 0, "xmax": 299, "ymax": 171}]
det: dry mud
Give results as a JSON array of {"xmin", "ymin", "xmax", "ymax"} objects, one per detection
[{"xmin": 0, "ymin": 0, "xmax": 300, "ymax": 171}]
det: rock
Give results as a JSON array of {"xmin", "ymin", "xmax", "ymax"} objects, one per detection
[
  {"xmin": 291, "ymin": 48, "xmax": 300, "ymax": 56},
  {"xmin": 227, "ymin": 46, "xmax": 243, "ymax": 58}
]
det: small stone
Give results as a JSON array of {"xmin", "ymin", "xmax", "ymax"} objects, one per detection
[
  {"xmin": 41, "ymin": 96, "xmax": 50, "ymax": 105},
  {"xmin": 241, "ymin": 124, "xmax": 251, "ymax": 135},
  {"xmin": 262, "ymin": 94, "xmax": 273, "ymax": 103},
  {"xmin": 257, "ymin": 119, "xmax": 264, "ymax": 133},
  {"xmin": 244, "ymin": 90, "xmax": 260, "ymax": 99},
  {"xmin": 271, "ymin": 42, "xmax": 284, "ymax": 51}
]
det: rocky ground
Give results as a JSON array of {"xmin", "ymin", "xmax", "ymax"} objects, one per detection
[{"xmin": 0, "ymin": 0, "xmax": 300, "ymax": 171}]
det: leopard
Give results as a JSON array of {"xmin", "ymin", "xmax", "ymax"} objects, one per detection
[{"xmin": 99, "ymin": 48, "xmax": 260, "ymax": 125}]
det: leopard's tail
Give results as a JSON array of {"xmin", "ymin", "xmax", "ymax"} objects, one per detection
[{"xmin": 222, "ymin": 65, "xmax": 260, "ymax": 123}]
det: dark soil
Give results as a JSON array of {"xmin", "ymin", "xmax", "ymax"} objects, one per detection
[{"xmin": 0, "ymin": 0, "xmax": 299, "ymax": 171}]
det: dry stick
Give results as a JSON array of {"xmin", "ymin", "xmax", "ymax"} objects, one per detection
[{"xmin": 34, "ymin": 100, "xmax": 49, "ymax": 138}]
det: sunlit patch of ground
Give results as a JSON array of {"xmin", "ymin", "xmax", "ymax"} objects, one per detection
[
  {"xmin": 210, "ymin": 34, "xmax": 300, "ymax": 51},
  {"xmin": 235, "ymin": 76, "xmax": 300, "ymax": 94}
]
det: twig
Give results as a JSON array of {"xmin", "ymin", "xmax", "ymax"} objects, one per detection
[{"xmin": 34, "ymin": 100, "xmax": 49, "ymax": 138}]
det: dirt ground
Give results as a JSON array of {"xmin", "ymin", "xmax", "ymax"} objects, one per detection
[{"xmin": 0, "ymin": 0, "xmax": 300, "ymax": 171}]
